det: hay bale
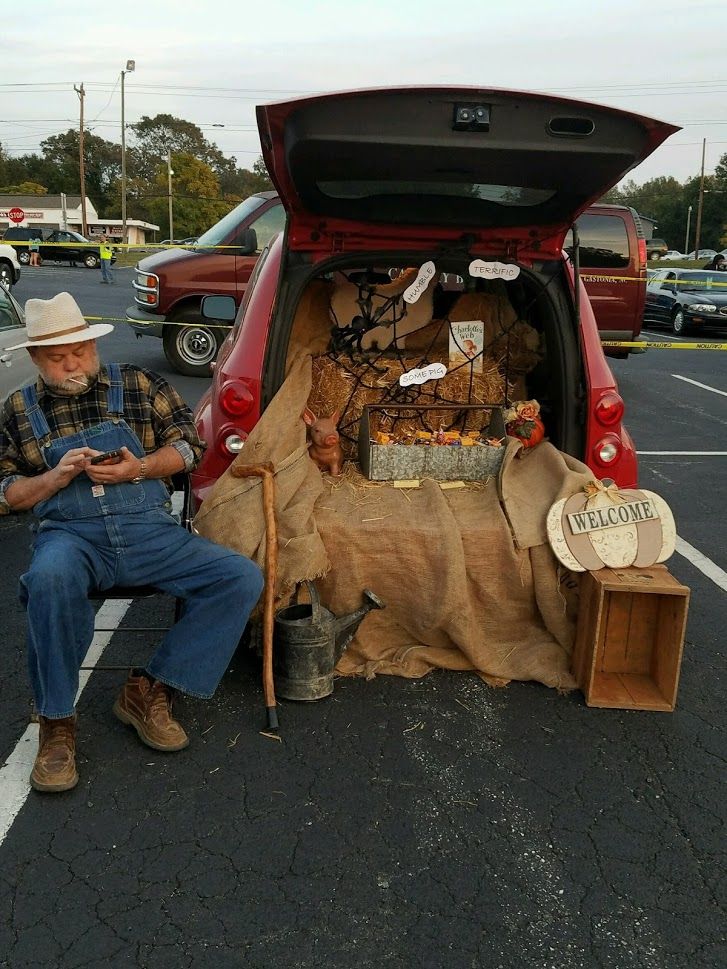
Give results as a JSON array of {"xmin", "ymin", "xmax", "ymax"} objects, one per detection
[{"xmin": 308, "ymin": 353, "xmax": 506, "ymax": 456}]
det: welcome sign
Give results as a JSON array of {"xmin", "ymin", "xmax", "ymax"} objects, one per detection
[{"xmin": 567, "ymin": 498, "xmax": 657, "ymax": 535}]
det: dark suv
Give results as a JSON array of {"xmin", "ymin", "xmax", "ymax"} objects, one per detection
[{"xmin": 2, "ymin": 226, "xmax": 112, "ymax": 269}]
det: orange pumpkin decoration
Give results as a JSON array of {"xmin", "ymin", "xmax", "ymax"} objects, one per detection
[{"xmin": 506, "ymin": 416, "xmax": 545, "ymax": 448}]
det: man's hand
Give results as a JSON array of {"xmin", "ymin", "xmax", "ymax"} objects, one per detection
[
  {"xmin": 50, "ymin": 447, "xmax": 95, "ymax": 488},
  {"xmin": 85, "ymin": 446, "xmax": 142, "ymax": 484}
]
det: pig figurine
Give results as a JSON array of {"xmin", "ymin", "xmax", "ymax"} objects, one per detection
[{"xmin": 302, "ymin": 407, "xmax": 343, "ymax": 476}]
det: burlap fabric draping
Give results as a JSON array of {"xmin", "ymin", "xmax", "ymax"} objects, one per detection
[
  {"xmin": 194, "ymin": 355, "xmax": 594, "ymax": 689},
  {"xmin": 193, "ymin": 355, "xmax": 331, "ymax": 594}
]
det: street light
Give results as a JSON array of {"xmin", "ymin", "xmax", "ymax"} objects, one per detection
[
  {"xmin": 121, "ymin": 58, "xmax": 136, "ymax": 247},
  {"xmin": 167, "ymin": 152, "xmax": 174, "ymax": 242}
]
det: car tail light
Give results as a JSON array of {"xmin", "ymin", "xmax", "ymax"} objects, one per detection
[
  {"xmin": 595, "ymin": 392, "xmax": 624, "ymax": 427},
  {"xmin": 219, "ymin": 381, "xmax": 254, "ymax": 417},
  {"xmin": 637, "ymin": 239, "xmax": 647, "ymax": 268},
  {"xmin": 592, "ymin": 434, "xmax": 623, "ymax": 468}
]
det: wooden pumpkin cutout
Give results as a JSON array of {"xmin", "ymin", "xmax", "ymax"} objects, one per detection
[{"xmin": 547, "ymin": 480, "xmax": 676, "ymax": 572}]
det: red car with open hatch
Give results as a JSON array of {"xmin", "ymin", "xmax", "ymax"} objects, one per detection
[{"xmin": 190, "ymin": 86, "xmax": 677, "ymax": 508}]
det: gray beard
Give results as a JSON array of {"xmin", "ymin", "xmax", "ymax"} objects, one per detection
[{"xmin": 41, "ymin": 361, "xmax": 101, "ymax": 396}]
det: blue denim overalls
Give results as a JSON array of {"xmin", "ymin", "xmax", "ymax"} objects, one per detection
[
  {"xmin": 22, "ymin": 363, "xmax": 170, "ymax": 522},
  {"xmin": 19, "ymin": 364, "xmax": 264, "ymax": 718}
]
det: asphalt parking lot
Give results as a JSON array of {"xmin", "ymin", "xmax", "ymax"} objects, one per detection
[{"xmin": 0, "ymin": 266, "xmax": 725, "ymax": 968}]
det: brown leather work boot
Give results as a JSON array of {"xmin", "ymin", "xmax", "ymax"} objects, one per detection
[
  {"xmin": 113, "ymin": 673, "xmax": 189, "ymax": 752},
  {"xmin": 31, "ymin": 715, "xmax": 79, "ymax": 793}
]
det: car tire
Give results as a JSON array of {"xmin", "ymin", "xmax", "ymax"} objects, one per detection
[
  {"xmin": 671, "ymin": 309, "xmax": 690, "ymax": 336},
  {"xmin": 162, "ymin": 317, "xmax": 224, "ymax": 376},
  {"xmin": 18, "ymin": 251, "xmax": 30, "ymax": 266},
  {"xmin": 0, "ymin": 262, "xmax": 12, "ymax": 289},
  {"xmin": 84, "ymin": 253, "xmax": 99, "ymax": 268}
]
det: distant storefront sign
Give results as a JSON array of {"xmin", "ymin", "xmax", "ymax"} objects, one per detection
[{"xmin": 0, "ymin": 209, "xmax": 45, "ymax": 222}]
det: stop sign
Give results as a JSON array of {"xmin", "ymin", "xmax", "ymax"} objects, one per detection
[{"xmin": 8, "ymin": 207, "xmax": 25, "ymax": 224}]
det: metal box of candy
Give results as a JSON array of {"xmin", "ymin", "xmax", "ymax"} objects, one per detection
[{"xmin": 358, "ymin": 403, "xmax": 506, "ymax": 482}]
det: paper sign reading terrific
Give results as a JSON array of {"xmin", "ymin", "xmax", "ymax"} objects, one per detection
[
  {"xmin": 469, "ymin": 260, "xmax": 521, "ymax": 281},
  {"xmin": 403, "ymin": 261, "xmax": 436, "ymax": 303},
  {"xmin": 399, "ymin": 362, "xmax": 447, "ymax": 386},
  {"xmin": 567, "ymin": 499, "xmax": 657, "ymax": 535}
]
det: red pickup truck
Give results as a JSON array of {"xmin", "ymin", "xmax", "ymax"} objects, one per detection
[{"xmin": 126, "ymin": 194, "xmax": 645, "ymax": 376}]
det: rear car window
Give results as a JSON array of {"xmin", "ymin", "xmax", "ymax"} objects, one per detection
[
  {"xmin": 565, "ymin": 214, "xmax": 630, "ymax": 269},
  {"xmin": 316, "ymin": 180, "xmax": 555, "ymax": 207}
]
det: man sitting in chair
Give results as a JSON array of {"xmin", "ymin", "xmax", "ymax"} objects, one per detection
[{"xmin": 0, "ymin": 292, "xmax": 263, "ymax": 793}]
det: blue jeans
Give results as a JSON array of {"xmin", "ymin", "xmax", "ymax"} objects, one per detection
[
  {"xmin": 100, "ymin": 259, "xmax": 113, "ymax": 282},
  {"xmin": 19, "ymin": 509, "xmax": 264, "ymax": 718}
]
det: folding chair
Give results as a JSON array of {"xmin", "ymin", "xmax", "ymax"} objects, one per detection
[{"xmin": 81, "ymin": 474, "xmax": 192, "ymax": 671}]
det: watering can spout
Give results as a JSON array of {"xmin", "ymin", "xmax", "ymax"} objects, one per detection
[{"xmin": 334, "ymin": 589, "xmax": 385, "ymax": 661}]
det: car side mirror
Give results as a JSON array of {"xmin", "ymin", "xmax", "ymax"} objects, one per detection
[
  {"xmin": 235, "ymin": 227, "xmax": 258, "ymax": 256},
  {"xmin": 201, "ymin": 295, "xmax": 237, "ymax": 323}
]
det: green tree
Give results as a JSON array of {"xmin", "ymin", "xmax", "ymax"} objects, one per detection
[
  {"xmin": 144, "ymin": 152, "xmax": 230, "ymax": 237},
  {"xmin": 0, "ymin": 181, "xmax": 48, "ymax": 195},
  {"xmin": 219, "ymin": 155, "xmax": 273, "ymax": 199},
  {"xmin": 129, "ymin": 114, "xmax": 232, "ymax": 184},
  {"xmin": 35, "ymin": 130, "xmax": 121, "ymax": 216}
]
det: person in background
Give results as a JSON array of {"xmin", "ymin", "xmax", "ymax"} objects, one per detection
[
  {"xmin": 29, "ymin": 234, "xmax": 41, "ymax": 267},
  {"xmin": 98, "ymin": 235, "xmax": 114, "ymax": 283},
  {"xmin": 0, "ymin": 292, "xmax": 264, "ymax": 793},
  {"xmin": 702, "ymin": 254, "xmax": 727, "ymax": 271}
]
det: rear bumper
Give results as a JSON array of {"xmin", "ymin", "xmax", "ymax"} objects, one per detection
[{"xmin": 125, "ymin": 303, "xmax": 165, "ymax": 339}]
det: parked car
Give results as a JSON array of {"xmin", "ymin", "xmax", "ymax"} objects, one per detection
[
  {"xmin": 685, "ymin": 249, "xmax": 717, "ymax": 261},
  {"xmin": 126, "ymin": 192, "xmax": 285, "ymax": 375},
  {"xmin": 643, "ymin": 268, "xmax": 727, "ymax": 335},
  {"xmin": 189, "ymin": 86, "xmax": 677, "ymax": 507},
  {"xmin": 564, "ymin": 203, "xmax": 648, "ymax": 357},
  {"xmin": 646, "ymin": 238, "xmax": 668, "ymax": 259},
  {"xmin": 129, "ymin": 191, "xmax": 646, "ymax": 375},
  {"xmin": 0, "ymin": 287, "xmax": 35, "ymax": 400},
  {"xmin": 2, "ymin": 226, "xmax": 114, "ymax": 268},
  {"xmin": 661, "ymin": 250, "xmax": 685, "ymax": 261},
  {"xmin": 0, "ymin": 243, "xmax": 21, "ymax": 289}
]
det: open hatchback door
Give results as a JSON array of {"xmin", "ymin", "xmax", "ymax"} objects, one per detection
[{"xmin": 257, "ymin": 87, "xmax": 678, "ymax": 258}]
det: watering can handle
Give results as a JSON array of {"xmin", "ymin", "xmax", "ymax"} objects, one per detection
[{"xmin": 292, "ymin": 580, "xmax": 322, "ymax": 621}]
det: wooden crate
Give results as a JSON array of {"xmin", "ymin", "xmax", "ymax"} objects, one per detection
[{"xmin": 572, "ymin": 565, "xmax": 690, "ymax": 712}]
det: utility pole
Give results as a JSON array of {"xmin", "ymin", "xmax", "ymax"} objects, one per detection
[
  {"xmin": 74, "ymin": 83, "xmax": 88, "ymax": 236},
  {"xmin": 693, "ymin": 138, "xmax": 706, "ymax": 258},
  {"xmin": 167, "ymin": 152, "xmax": 174, "ymax": 242}
]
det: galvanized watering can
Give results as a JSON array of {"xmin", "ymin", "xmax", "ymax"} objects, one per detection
[{"xmin": 273, "ymin": 581, "xmax": 385, "ymax": 700}]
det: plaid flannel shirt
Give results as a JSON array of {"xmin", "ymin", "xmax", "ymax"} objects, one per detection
[{"xmin": 0, "ymin": 364, "xmax": 205, "ymax": 514}]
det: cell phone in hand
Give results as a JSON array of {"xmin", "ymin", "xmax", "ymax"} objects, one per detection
[{"xmin": 89, "ymin": 449, "xmax": 122, "ymax": 465}]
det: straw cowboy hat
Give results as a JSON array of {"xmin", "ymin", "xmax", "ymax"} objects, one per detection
[{"xmin": 8, "ymin": 292, "xmax": 114, "ymax": 350}]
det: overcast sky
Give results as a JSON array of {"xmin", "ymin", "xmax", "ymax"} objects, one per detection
[{"xmin": 3, "ymin": 0, "xmax": 726, "ymax": 191}]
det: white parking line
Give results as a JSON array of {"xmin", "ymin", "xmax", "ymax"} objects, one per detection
[
  {"xmin": 638, "ymin": 451, "xmax": 727, "ymax": 456},
  {"xmin": 672, "ymin": 374, "xmax": 727, "ymax": 398},
  {"xmin": 642, "ymin": 329, "xmax": 687, "ymax": 341},
  {"xmin": 676, "ymin": 536, "xmax": 727, "ymax": 593},
  {"xmin": 0, "ymin": 598, "xmax": 132, "ymax": 846}
]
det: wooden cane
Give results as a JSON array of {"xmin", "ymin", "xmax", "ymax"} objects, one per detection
[{"xmin": 231, "ymin": 462, "xmax": 279, "ymax": 729}]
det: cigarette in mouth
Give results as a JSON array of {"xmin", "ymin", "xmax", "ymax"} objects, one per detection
[{"xmin": 68, "ymin": 376, "xmax": 87, "ymax": 385}]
